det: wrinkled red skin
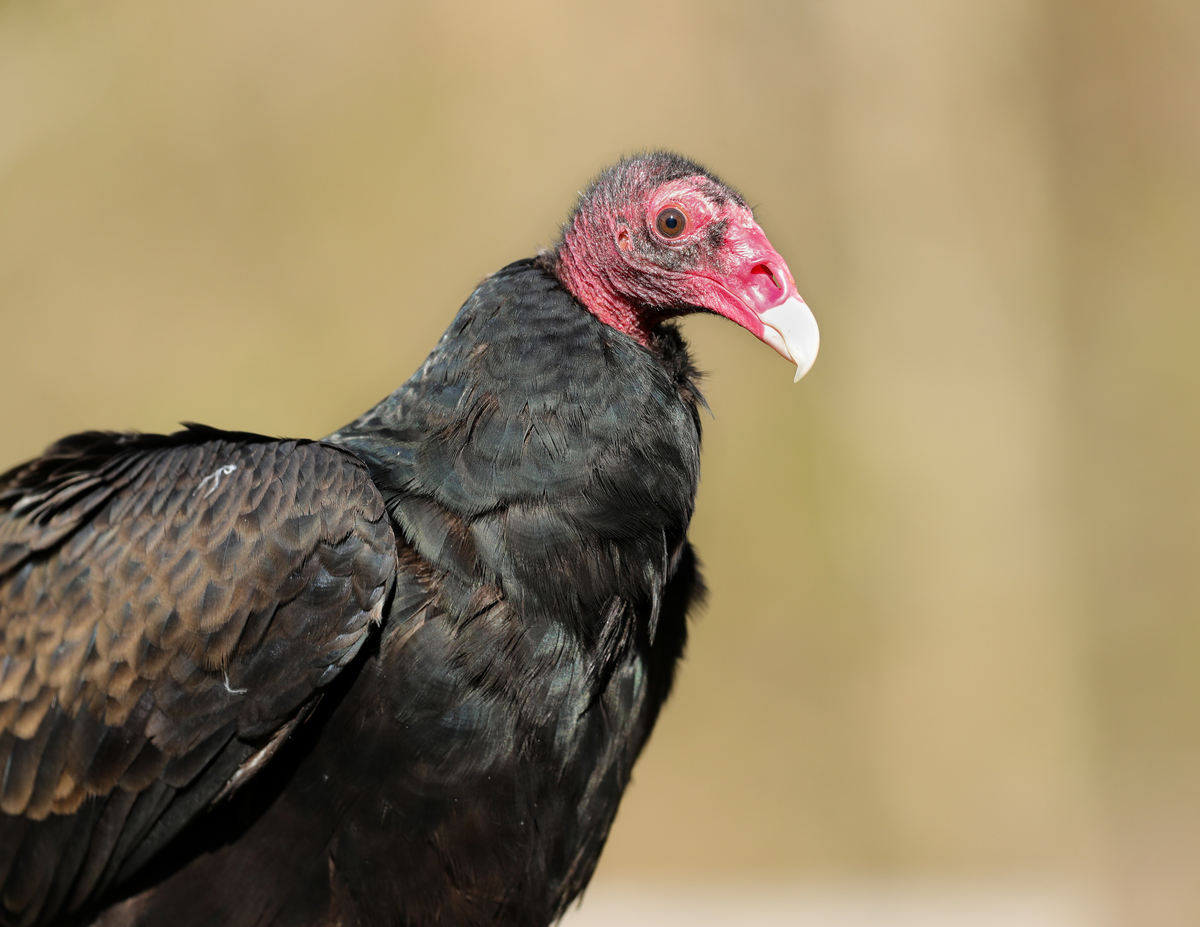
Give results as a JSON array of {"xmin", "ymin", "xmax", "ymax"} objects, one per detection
[{"xmin": 555, "ymin": 174, "xmax": 801, "ymax": 348}]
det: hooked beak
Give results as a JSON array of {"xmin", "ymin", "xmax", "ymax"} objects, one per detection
[
  {"xmin": 759, "ymin": 295, "xmax": 820, "ymax": 383},
  {"xmin": 706, "ymin": 222, "xmax": 820, "ymax": 382}
]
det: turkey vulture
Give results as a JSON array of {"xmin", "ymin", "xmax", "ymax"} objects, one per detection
[{"xmin": 0, "ymin": 152, "xmax": 818, "ymax": 927}]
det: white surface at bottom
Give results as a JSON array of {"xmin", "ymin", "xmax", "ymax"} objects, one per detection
[{"xmin": 558, "ymin": 880, "xmax": 1099, "ymax": 927}]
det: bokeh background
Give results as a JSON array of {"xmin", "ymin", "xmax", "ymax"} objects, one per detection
[{"xmin": 1, "ymin": 1, "xmax": 1197, "ymax": 924}]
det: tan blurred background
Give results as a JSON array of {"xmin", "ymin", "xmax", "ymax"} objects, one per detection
[{"xmin": 1, "ymin": 1, "xmax": 1198, "ymax": 924}]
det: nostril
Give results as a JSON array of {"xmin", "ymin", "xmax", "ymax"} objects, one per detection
[{"xmin": 751, "ymin": 263, "xmax": 782, "ymax": 291}]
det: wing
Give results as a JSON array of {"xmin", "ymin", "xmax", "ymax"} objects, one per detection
[{"xmin": 0, "ymin": 426, "xmax": 397, "ymax": 927}]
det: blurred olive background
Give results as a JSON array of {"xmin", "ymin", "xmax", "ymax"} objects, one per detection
[{"xmin": 1, "ymin": 0, "xmax": 1197, "ymax": 924}]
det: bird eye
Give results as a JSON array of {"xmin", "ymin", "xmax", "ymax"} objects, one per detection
[{"xmin": 655, "ymin": 207, "xmax": 688, "ymax": 239}]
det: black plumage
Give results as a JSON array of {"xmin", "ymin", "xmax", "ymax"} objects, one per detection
[{"xmin": 0, "ymin": 153, "xmax": 818, "ymax": 927}]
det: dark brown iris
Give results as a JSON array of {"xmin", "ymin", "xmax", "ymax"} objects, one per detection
[{"xmin": 655, "ymin": 207, "xmax": 687, "ymax": 239}]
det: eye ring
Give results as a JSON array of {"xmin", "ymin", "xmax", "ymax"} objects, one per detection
[{"xmin": 655, "ymin": 207, "xmax": 688, "ymax": 239}]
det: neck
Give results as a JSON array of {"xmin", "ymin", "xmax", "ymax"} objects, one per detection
[{"xmin": 554, "ymin": 218, "xmax": 657, "ymax": 347}]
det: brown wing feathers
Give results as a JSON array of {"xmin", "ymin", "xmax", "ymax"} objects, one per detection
[{"xmin": 0, "ymin": 429, "xmax": 397, "ymax": 925}]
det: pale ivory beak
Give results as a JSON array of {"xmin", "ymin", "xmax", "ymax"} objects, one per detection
[{"xmin": 758, "ymin": 295, "xmax": 820, "ymax": 382}]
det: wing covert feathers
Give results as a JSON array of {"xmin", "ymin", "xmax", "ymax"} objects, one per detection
[{"xmin": 0, "ymin": 429, "xmax": 397, "ymax": 925}]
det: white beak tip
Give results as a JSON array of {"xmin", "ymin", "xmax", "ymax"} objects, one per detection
[{"xmin": 759, "ymin": 296, "xmax": 820, "ymax": 384}]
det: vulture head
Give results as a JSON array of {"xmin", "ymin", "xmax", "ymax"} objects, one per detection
[{"xmin": 554, "ymin": 151, "xmax": 820, "ymax": 381}]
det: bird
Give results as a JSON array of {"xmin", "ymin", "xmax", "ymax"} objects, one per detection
[{"xmin": 0, "ymin": 152, "xmax": 818, "ymax": 927}]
